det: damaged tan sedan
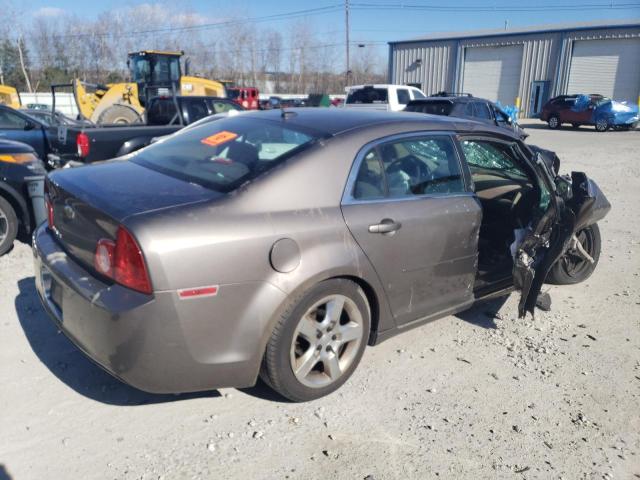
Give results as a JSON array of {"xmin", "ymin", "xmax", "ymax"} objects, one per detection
[{"xmin": 34, "ymin": 109, "xmax": 610, "ymax": 402}]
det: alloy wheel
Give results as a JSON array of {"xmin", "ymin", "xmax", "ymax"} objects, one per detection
[
  {"xmin": 290, "ymin": 294, "xmax": 364, "ymax": 388},
  {"xmin": 596, "ymin": 118, "xmax": 608, "ymax": 132},
  {"xmin": 548, "ymin": 116, "xmax": 559, "ymax": 129}
]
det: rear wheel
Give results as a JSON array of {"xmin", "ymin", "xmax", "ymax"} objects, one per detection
[
  {"xmin": 547, "ymin": 224, "xmax": 601, "ymax": 285},
  {"xmin": 547, "ymin": 115, "xmax": 560, "ymax": 129},
  {"xmin": 97, "ymin": 105, "xmax": 143, "ymax": 124},
  {"xmin": 0, "ymin": 196, "xmax": 18, "ymax": 256},
  {"xmin": 261, "ymin": 279, "xmax": 370, "ymax": 402}
]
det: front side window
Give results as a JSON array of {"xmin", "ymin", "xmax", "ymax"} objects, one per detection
[
  {"xmin": 460, "ymin": 140, "xmax": 527, "ymax": 179},
  {"xmin": 412, "ymin": 89, "xmax": 426, "ymax": 99},
  {"xmin": 133, "ymin": 117, "xmax": 321, "ymax": 192},
  {"xmin": 352, "ymin": 135, "xmax": 465, "ymax": 199},
  {"xmin": 0, "ymin": 110, "xmax": 28, "ymax": 129},
  {"xmin": 212, "ymin": 101, "xmax": 241, "ymax": 114}
]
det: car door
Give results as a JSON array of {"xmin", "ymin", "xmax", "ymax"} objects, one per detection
[
  {"xmin": 341, "ymin": 133, "xmax": 482, "ymax": 326},
  {"xmin": 0, "ymin": 108, "xmax": 46, "ymax": 157}
]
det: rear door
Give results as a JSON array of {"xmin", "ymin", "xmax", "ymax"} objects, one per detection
[{"xmin": 341, "ymin": 132, "xmax": 481, "ymax": 325}]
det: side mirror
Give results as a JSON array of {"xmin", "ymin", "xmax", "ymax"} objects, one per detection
[
  {"xmin": 24, "ymin": 121, "xmax": 36, "ymax": 131},
  {"xmin": 507, "ymin": 116, "xmax": 513, "ymax": 125}
]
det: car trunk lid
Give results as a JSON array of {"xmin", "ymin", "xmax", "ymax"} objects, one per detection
[{"xmin": 47, "ymin": 159, "xmax": 221, "ymax": 270}]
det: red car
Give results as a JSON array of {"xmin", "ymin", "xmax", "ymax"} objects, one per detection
[
  {"xmin": 227, "ymin": 87, "xmax": 260, "ymax": 110},
  {"xmin": 540, "ymin": 94, "xmax": 606, "ymax": 130}
]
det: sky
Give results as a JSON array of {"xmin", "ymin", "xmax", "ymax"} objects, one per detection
[{"xmin": 21, "ymin": 0, "xmax": 640, "ymax": 64}]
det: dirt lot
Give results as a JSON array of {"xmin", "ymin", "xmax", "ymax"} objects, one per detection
[{"xmin": 1, "ymin": 123, "xmax": 639, "ymax": 480}]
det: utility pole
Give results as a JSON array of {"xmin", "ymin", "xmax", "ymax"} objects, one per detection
[{"xmin": 345, "ymin": 0, "xmax": 350, "ymax": 87}]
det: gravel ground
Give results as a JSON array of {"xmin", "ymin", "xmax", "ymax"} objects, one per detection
[{"xmin": 1, "ymin": 123, "xmax": 639, "ymax": 480}]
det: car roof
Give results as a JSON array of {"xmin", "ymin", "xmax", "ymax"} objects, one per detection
[{"xmin": 239, "ymin": 108, "xmax": 516, "ymax": 139}]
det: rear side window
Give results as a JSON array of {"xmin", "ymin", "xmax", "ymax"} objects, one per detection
[
  {"xmin": 405, "ymin": 101, "xmax": 453, "ymax": 116},
  {"xmin": 396, "ymin": 89, "xmax": 410, "ymax": 105},
  {"xmin": 473, "ymin": 102, "xmax": 493, "ymax": 120},
  {"xmin": 353, "ymin": 136, "xmax": 465, "ymax": 199},
  {"xmin": 346, "ymin": 88, "xmax": 388, "ymax": 104},
  {"xmin": 133, "ymin": 117, "xmax": 322, "ymax": 192},
  {"xmin": 186, "ymin": 100, "xmax": 210, "ymax": 123}
]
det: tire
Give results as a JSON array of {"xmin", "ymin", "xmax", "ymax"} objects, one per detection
[
  {"xmin": 547, "ymin": 115, "xmax": 560, "ymax": 129},
  {"xmin": 0, "ymin": 196, "xmax": 18, "ymax": 256},
  {"xmin": 97, "ymin": 105, "xmax": 143, "ymax": 124},
  {"xmin": 261, "ymin": 278, "xmax": 370, "ymax": 402},
  {"xmin": 595, "ymin": 116, "xmax": 609, "ymax": 132},
  {"xmin": 547, "ymin": 224, "xmax": 601, "ymax": 285}
]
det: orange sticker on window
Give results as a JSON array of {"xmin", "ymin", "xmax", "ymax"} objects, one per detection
[{"xmin": 201, "ymin": 131, "xmax": 238, "ymax": 147}]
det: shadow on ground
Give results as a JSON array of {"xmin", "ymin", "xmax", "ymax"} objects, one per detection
[
  {"xmin": 15, "ymin": 276, "xmax": 221, "ymax": 406},
  {"xmin": 454, "ymin": 295, "xmax": 509, "ymax": 329}
]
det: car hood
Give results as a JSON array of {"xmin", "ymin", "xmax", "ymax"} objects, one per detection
[{"xmin": 48, "ymin": 159, "xmax": 222, "ymax": 222}]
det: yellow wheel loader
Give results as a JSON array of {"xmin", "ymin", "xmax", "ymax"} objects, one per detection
[
  {"xmin": 0, "ymin": 85, "xmax": 21, "ymax": 109},
  {"xmin": 74, "ymin": 50, "xmax": 226, "ymax": 124}
]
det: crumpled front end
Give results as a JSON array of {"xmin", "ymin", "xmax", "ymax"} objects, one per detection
[{"xmin": 511, "ymin": 149, "xmax": 611, "ymax": 318}]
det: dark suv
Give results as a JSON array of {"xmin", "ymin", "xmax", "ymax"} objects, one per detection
[{"xmin": 404, "ymin": 93, "xmax": 527, "ymax": 140}]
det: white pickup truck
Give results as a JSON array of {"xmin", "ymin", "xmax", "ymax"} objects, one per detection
[{"xmin": 343, "ymin": 84, "xmax": 428, "ymax": 112}]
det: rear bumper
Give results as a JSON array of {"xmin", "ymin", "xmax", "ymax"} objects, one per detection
[{"xmin": 32, "ymin": 224, "xmax": 287, "ymax": 394}]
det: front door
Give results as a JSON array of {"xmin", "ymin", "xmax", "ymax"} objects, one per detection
[{"xmin": 341, "ymin": 133, "xmax": 481, "ymax": 325}]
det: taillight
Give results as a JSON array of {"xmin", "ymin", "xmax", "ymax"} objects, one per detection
[
  {"xmin": 77, "ymin": 132, "xmax": 90, "ymax": 158},
  {"xmin": 94, "ymin": 227, "xmax": 152, "ymax": 294},
  {"xmin": 44, "ymin": 183, "xmax": 54, "ymax": 229},
  {"xmin": 46, "ymin": 198, "xmax": 54, "ymax": 229}
]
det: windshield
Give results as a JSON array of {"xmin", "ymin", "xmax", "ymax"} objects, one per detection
[
  {"xmin": 346, "ymin": 88, "xmax": 388, "ymax": 104},
  {"xmin": 227, "ymin": 89, "xmax": 240, "ymax": 100},
  {"xmin": 132, "ymin": 117, "xmax": 322, "ymax": 192},
  {"xmin": 130, "ymin": 55, "xmax": 181, "ymax": 84}
]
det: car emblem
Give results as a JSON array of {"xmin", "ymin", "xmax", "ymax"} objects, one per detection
[{"xmin": 63, "ymin": 205, "xmax": 76, "ymax": 221}]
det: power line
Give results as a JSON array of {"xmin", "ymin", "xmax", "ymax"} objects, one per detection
[
  {"xmin": 351, "ymin": 1, "xmax": 640, "ymax": 12},
  {"xmin": 47, "ymin": 5, "xmax": 344, "ymax": 39}
]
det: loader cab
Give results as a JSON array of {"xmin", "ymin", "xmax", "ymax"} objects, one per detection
[{"xmin": 128, "ymin": 51, "xmax": 183, "ymax": 106}]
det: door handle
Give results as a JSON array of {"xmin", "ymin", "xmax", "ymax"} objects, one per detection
[{"xmin": 368, "ymin": 219, "xmax": 401, "ymax": 234}]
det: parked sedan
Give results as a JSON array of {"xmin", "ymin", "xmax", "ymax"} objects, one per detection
[{"xmin": 33, "ymin": 109, "xmax": 610, "ymax": 401}]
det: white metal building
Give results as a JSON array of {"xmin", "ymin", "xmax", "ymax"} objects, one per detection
[{"xmin": 388, "ymin": 19, "xmax": 640, "ymax": 117}]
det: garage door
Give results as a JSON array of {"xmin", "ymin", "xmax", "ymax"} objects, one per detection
[
  {"xmin": 567, "ymin": 38, "xmax": 640, "ymax": 102},
  {"xmin": 462, "ymin": 45, "xmax": 523, "ymax": 106}
]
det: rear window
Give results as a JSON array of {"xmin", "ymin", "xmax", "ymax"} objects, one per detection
[
  {"xmin": 132, "ymin": 117, "xmax": 322, "ymax": 192},
  {"xmin": 396, "ymin": 88, "xmax": 410, "ymax": 105},
  {"xmin": 346, "ymin": 88, "xmax": 388, "ymax": 104},
  {"xmin": 405, "ymin": 101, "xmax": 453, "ymax": 116}
]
